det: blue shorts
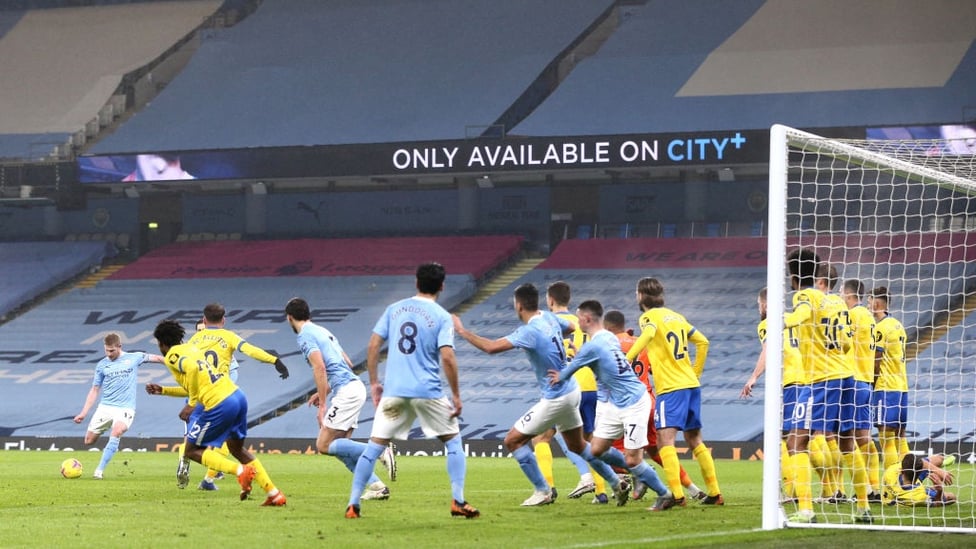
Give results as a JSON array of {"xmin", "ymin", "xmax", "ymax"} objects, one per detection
[
  {"xmin": 874, "ymin": 390, "xmax": 908, "ymax": 429},
  {"xmin": 810, "ymin": 376, "xmax": 855, "ymax": 433},
  {"xmin": 187, "ymin": 389, "xmax": 248, "ymax": 448},
  {"xmin": 656, "ymin": 387, "xmax": 702, "ymax": 431},
  {"xmin": 853, "ymin": 380, "xmax": 873, "ymax": 430},
  {"xmin": 782, "ymin": 384, "xmax": 812, "ymax": 432},
  {"xmin": 579, "ymin": 390, "xmax": 597, "ymax": 434}
]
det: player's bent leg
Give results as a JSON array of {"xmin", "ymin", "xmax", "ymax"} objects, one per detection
[
  {"xmin": 507, "ymin": 427, "xmax": 551, "ymax": 501},
  {"xmin": 247, "ymin": 458, "xmax": 281, "ymax": 497},
  {"xmin": 573, "ymin": 436, "xmax": 623, "ymax": 494},
  {"xmin": 617, "ymin": 446, "xmax": 661, "ymax": 503}
]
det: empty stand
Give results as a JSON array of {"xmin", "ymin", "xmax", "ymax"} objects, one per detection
[
  {"xmin": 90, "ymin": 0, "xmax": 613, "ymax": 152},
  {"xmin": 909, "ymin": 310, "xmax": 976, "ymax": 443},
  {"xmin": 0, "ymin": 236, "xmax": 523, "ymax": 437},
  {"xmin": 109, "ymin": 235, "xmax": 523, "ymax": 281},
  {"xmin": 0, "ymin": 240, "xmax": 115, "ymax": 318},
  {"xmin": 0, "ymin": 1, "xmax": 221, "ymax": 158},
  {"xmin": 514, "ymin": 0, "xmax": 976, "ymax": 135}
]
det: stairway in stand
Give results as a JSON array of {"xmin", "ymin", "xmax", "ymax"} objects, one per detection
[
  {"xmin": 453, "ymin": 257, "xmax": 544, "ymax": 316},
  {"xmin": 74, "ymin": 264, "xmax": 126, "ymax": 290}
]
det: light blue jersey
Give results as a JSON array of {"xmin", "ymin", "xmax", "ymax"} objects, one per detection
[
  {"xmin": 297, "ymin": 322, "xmax": 358, "ymax": 393},
  {"xmin": 564, "ymin": 330, "xmax": 645, "ymax": 408},
  {"xmin": 374, "ymin": 295, "xmax": 453, "ymax": 399},
  {"xmin": 93, "ymin": 351, "xmax": 149, "ymax": 409},
  {"xmin": 505, "ymin": 312, "xmax": 579, "ymax": 400}
]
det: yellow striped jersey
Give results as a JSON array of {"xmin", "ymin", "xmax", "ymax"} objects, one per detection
[
  {"xmin": 758, "ymin": 318, "xmax": 805, "ymax": 386},
  {"xmin": 555, "ymin": 311, "xmax": 596, "ymax": 392},
  {"xmin": 189, "ymin": 327, "xmax": 277, "ymax": 377},
  {"xmin": 847, "ymin": 304, "xmax": 876, "ymax": 384},
  {"xmin": 785, "ymin": 288, "xmax": 852, "ymax": 383},
  {"xmin": 874, "ymin": 315, "xmax": 909, "ymax": 392},
  {"xmin": 625, "ymin": 307, "xmax": 709, "ymax": 395},
  {"xmin": 163, "ymin": 343, "xmax": 238, "ymax": 410}
]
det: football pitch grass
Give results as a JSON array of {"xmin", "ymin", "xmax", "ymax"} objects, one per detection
[{"xmin": 1, "ymin": 451, "xmax": 973, "ymax": 548}]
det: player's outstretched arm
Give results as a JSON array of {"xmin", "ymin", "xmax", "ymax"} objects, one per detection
[
  {"xmin": 238, "ymin": 340, "xmax": 289, "ymax": 379},
  {"xmin": 452, "ymin": 315, "xmax": 514, "ymax": 354},
  {"xmin": 624, "ymin": 324, "xmax": 654, "ymax": 363},
  {"xmin": 145, "ymin": 383, "xmax": 188, "ymax": 398}
]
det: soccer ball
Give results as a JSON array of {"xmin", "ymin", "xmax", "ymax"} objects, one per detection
[{"xmin": 60, "ymin": 458, "xmax": 83, "ymax": 479}]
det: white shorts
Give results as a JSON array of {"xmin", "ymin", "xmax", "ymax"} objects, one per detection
[
  {"xmin": 593, "ymin": 391, "xmax": 652, "ymax": 450},
  {"xmin": 322, "ymin": 379, "xmax": 367, "ymax": 432},
  {"xmin": 515, "ymin": 387, "xmax": 582, "ymax": 437},
  {"xmin": 370, "ymin": 396, "xmax": 460, "ymax": 440},
  {"xmin": 87, "ymin": 404, "xmax": 135, "ymax": 435}
]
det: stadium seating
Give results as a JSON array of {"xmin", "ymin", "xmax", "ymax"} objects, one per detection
[
  {"xmin": 514, "ymin": 1, "xmax": 976, "ymax": 135},
  {"xmin": 0, "ymin": 240, "xmax": 115, "ymax": 318},
  {"xmin": 0, "ymin": 1, "xmax": 221, "ymax": 158},
  {"xmin": 908, "ymin": 310, "xmax": 976, "ymax": 444},
  {"xmin": 108, "ymin": 235, "xmax": 523, "ymax": 281},
  {"xmin": 5, "ymin": 1, "xmax": 972, "ymax": 157},
  {"xmin": 90, "ymin": 0, "xmax": 614, "ymax": 152},
  {"xmin": 0, "ymin": 236, "xmax": 523, "ymax": 437}
]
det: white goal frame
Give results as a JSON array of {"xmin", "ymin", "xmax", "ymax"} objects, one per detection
[{"xmin": 763, "ymin": 124, "xmax": 976, "ymax": 532}]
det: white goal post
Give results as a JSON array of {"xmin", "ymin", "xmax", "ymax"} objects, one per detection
[{"xmin": 764, "ymin": 124, "xmax": 976, "ymax": 532}]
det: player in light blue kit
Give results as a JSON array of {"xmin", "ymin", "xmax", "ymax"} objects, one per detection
[
  {"xmin": 345, "ymin": 263, "xmax": 478, "ymax": 519},
  {"xmin": 454, "ymin": 284, "xmax": 627, "ymax": 507},
  {"xmin": 286, "ymin": 297, "xmax": 394, "ymax": 500},
  {"xmin": 549, "ymin": 300, "xmax": 677, "ymax": 511},
  {"xmin": 74, "ymin": 333, "xmax": 163, "ymax": 479}
]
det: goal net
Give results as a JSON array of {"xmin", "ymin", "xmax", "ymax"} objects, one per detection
[{"xmin": 763, "ymin": 124, "xmax": 976, "ymax": 532}]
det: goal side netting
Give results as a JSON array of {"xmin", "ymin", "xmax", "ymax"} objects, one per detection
[{"xmin": 763, "ymin": 124, "xmax": 976, "ymax": 532}]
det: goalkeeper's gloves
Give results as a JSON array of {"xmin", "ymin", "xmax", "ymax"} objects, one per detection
[{"xmin": 273, "ymin": 358, "xmax": 290, "ymax": 379}]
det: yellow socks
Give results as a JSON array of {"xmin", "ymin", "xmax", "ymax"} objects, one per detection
[
  {"xmin": 591, "ymin": 465, "xmax": 606, "ymax": 496},
  {"xmin": 861, "ymin": 441, "xmax": 880, "ymax": 492},
  {"xmin": 692, "ymin": 443, "xmax": 721, "ymax": 497},
  {"xmin": 200, "ymin": 448, "xmax": 239, "ymax": 475},
  {"xmin": 534, "ymin": 442, "xmax": 554, "ymax": 487},
  {"xmin": 826, "ymin": 437, "xmax": 843, "ymax": 495},
  {"xmin": 659, "ymin": 445, "xmax": 684, "ymax": 500},
  {"xmin": 842, "ymin": 450, "xmax": 869, "ymax": 510},
  {"xmin": 206, "ymin": 442, "xmax": 231, "ymax": 480},
  {"xmin": 898, "ymin": 437, "xmax": 910, "ymax": 460},
  {"xmin": 249, "ymin": 458, "xmax": 276, "ymax": 494},
  {"xmin": 791, "ymin": 452, "xmax": 813, "ymax": 512},
  {"xmin": 880, "ymin": 429, "xmax": 899, "ymax": 472},
  {"xmin": 808, "ymin": 435, "xmax": 830, "ymax": 496},
  {"xmin": 781, "ymin": 441, "xmax": 795, "ymax": 497}
]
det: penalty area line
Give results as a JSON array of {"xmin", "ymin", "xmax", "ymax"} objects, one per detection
[{"xmin": 562, "ymin": 527, "xmax": 763, "ymax": 548}]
